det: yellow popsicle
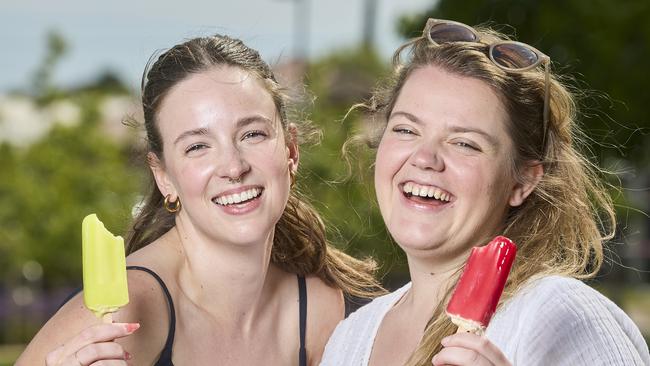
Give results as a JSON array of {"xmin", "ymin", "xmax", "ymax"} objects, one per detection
[{"xmin": 82, "ymin": 214, "xmax": 129, "ymax": 320}]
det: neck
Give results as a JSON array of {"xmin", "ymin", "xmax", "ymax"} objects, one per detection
[
  {"xmin": 171, "ymin": 215, "xmax": 280, "ymax": 331},
  {"xmin": 400, "ymin": 252, "xmax": 468, "ymax": 314}
]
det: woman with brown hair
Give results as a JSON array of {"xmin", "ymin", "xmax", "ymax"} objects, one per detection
[
  {"xmin": 17, "ymin": 34, "xmax": 383, "ymax": 366},
  {"xmin": 321, "ymin": 19, "xmax": 649, "ymax": 365}
]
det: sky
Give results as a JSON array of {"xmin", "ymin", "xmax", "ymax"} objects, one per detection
[{"xmin": 1, "ymin": 0, "xmax": 435, "ymax": 93}]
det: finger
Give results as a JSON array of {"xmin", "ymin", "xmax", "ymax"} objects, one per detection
[
  {"xmin": 89, "ymin": 360, "xmax": 129, "ymax": 366},
  {"xmin": 432, "ymin": 346, "xmax": 491, "ymax": 366},
  {"xmin": 57, "ymin": 353, "xmax": 83, "ymax": 366},
  {"xmin": 439, "ymin": 333, "xmax": 510, "ymax": 365},
  {"xmin": 45, "ymin": 345, "xmax": 65, "ymax": 366},
  {"xmin": 75, "ymin": 342, "xmax": 129, "ymax": 365},
  {"xmin": 62, "ymin": 323, "xmax": 139, "ymax": 357}
]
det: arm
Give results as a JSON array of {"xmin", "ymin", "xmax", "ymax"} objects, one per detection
[
  {"xmin": 511, "ymin": 278, "xmax": 649, "ymax": 366},
  {"xmin": 16, "ymin": 269, "xmax": 170, "ymax": 366},
  {"xmin": 517, "ymin": 279, "xmax": 650, "ymax": 366},
  {"xmin": 483, "ymin": 276, "xmax": 650, "ymax": 366},
  {"xmin": 432, "ymin": 275, "xmax": 650, "ymax": 366}
]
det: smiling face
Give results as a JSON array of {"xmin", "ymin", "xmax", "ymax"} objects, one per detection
[
  {"xmin": 374, "ymin": 65, "xmax": 531, "ymax": 264},
  {"xmin": 151, "ymin": 66, "xmax": 297, "ymax": 246}
]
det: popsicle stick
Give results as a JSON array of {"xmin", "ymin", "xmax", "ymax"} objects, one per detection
[
  {"xmin": 455, "ymin": 324, "xmax": 485, "ymax": 336},
  {"xmin": 102, "ymin": 313, "xmax": 113, "ymax": 324},
  {"xmin": 450, "ymin": 315, "xmax": 485, "ymax": 335}
]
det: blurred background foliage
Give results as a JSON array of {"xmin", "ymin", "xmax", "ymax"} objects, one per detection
[{"xmin": 1, "ymin": 0, "xmax": 649, "ymax": 362}]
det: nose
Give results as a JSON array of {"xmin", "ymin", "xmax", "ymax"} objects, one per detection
[
  {"xmin": 216, "ymin": 145, "xmax": 251, "ymax": 182},
  {"xmin": 410, "ymin": 142, "xmax": 444, "ymax": 172}
]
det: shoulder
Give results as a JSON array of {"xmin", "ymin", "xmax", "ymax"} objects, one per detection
[
  {"xmin": 114, "ymin": 266, "xmax": 173, "ymax": 363},
  {"xmin": 304, "ymin": 275, "xmax": 345, "ymax": 364},
  {"xmin": 320, "ymin": 283, "xmax": 411, "ymax": 365},
  {"xmin": 305, "ymin": 274, "xmax": 345, "ymax": 330},
  {"xmin": 505, "ymin": 276, "xmax": 631, "ymax": 326},
  {"xmin": 489, "ymin": 276, "xmax": 650, "ymax": 365},
  {"xmin": 123, "ymin": 241, "xmax": 177, "ymax": 326},
  {"xmin": 306, "ymin": 274, "xmax": 345, "ymax": 317}
]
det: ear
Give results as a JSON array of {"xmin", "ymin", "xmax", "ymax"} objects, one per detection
[
  {"xmin": 147, "ymin": 152, "xmax": 177, "ymax": 198},
  {"xmin": 509, "ymin": 161, "xmax": 543, "ymax": 207},
  {"xmin": 287, "ymin": 123, "xmax": 300, "ymax": 173}
]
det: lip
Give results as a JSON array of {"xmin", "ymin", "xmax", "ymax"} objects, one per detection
[
  {"xmin": 214, "ymin": 185, "xmax": 263, "ymax": 199},
  {"xmin": 397, "ymin": 180, "xmax": 454, "ymax": 210},
  {"xmin": 212, "ymin": 185, "xmax": 264, "ymax": 215},
  {"xmin": 400, "ymin": 180, "xmax": 454, "ymax": 199}
]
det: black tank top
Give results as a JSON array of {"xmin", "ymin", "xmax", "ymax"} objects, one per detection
[{"xmin": 62, "ymin": 266, "xmax": 308, "ymax": 366}]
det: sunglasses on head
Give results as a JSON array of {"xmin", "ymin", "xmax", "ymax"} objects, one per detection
[{"xmin": 423, "ymin": 18, "xmax": 550, "ymax": 155}]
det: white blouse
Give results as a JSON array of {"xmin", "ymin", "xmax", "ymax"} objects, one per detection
[{"xmin": 321, "ymin": 275, "xmax": 650, "ymax": 365}]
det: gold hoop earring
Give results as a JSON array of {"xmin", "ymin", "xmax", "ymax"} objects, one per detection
[{"xmin": 164, "ymin": 194, "xmax": 181, "ymax": 213}]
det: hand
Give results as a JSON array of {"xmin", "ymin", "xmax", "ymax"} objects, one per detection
[
  {"xmin": 45, "ymin": 323, "xmax": 139, "ymax": 366},
  {"xmin": 432, "ymin": 332, "xmax": 511, "ymax": 366}
]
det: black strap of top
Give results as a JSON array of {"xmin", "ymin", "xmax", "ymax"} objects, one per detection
[
  {"xmin": 126, "ymin": 266, "xmax": 175, "ymax": 366},
  {"xmin": 297, "ymin": 275, "xmax": 307, "ymax": 366},
  {"xmin": 58, "ymin": 266, "xmax": 176, "ymax": 366},
  {"xmin": 344, "ymin": 294, "xmax": 372, "ymax": 318}
]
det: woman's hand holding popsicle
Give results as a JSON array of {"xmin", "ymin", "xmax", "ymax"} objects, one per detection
[
  {"xmin": 432, "ymin": 332, "xmax": 511, "ymax": 366},
  {"xmin": 45, "ymin": 215, "xmax": 138, "ymax": 366},
  {"xmin": 432, "ymin": 236, "xmax": 516, "ymax": 365},
  {"xmin": 45, "ymin": 322, "xmax": 139, "ymax": 366}
]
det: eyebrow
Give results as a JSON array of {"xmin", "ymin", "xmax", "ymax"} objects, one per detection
[
  {"xmin": 449, "ymin": 126, "xmax": 499, "ymax": 147},
  {"xmin": 389, "ymin": 110, "xmax": 499, "ymax": 147},
  {"xmin": 389, "ymin": 111, "xmax": 423, "ymax": 125},
  {"xmin": 236, "ymin": 114, "xmax": 275, "ymax": 129},
  {"xmin": 173, "ymin": 127, "xmax": 209, "ymax": 145},
  {"xmin": 172, "ymin": 115, "xmax": 276, "ymax": 146}
]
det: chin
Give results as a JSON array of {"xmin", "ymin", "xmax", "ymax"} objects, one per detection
[{"xmin": 391, "ymin": 232, "xmax": 444, "ymax": 254}]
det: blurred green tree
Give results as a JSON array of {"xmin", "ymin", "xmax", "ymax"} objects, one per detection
[
  {"xmin": 0, "ymin": 116, "xmax": 142, "ymax": 286},
  {"xmin": 302, "ymin": 47, "xmax": 409, "ymax": 282},
  {"xmin": 32, "ymin": 30, "xmax": 69, "ymax": 103}
]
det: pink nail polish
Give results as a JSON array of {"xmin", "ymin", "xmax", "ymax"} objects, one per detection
[
  {"xmin": 125, "ymin": 323, "xmax": 140, "ymax": 333},
  {"xmin": 125, "ymin": 351, "xmax": 132, "ymax": 360}
]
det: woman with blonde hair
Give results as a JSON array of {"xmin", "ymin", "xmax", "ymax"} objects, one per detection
[
  {"xmin": 17, "ymin": 34, "xmax": 383, "ymax": 366},
  {"xmin": 321, "ymin": 19, "xmax": 649, "ymax": 365}
]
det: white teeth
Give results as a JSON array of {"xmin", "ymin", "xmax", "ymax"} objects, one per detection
[
  {"xmin": 215, "ymin": 188, "xmax": 262, "ymax": 206},
  {"xmin": 402, "ymin": 182, "xmax": 451, "ymax": 202}
]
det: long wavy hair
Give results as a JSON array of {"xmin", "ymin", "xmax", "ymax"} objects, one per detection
[
  {"xmin": 125, "ymin": 34, "xmax": 385, "ymax": 299},
  {"xmin": 346, "ymin": 25, "xmax": 616, "ymax": 364}
]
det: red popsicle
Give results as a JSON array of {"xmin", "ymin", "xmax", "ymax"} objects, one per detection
[{"xmin": 446, "ymin": 236, "xmax": 517, "ymax": 334}]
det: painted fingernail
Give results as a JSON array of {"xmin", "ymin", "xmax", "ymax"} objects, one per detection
[
  {"xmin": 125, "ymin": 323, "xmax": 140, "ymax": 333},
  {"xmin": 124, "ymin": 351, "xmax": 132, "ymax": 360}
]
